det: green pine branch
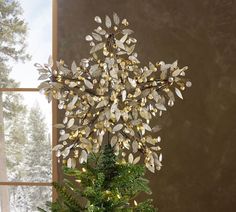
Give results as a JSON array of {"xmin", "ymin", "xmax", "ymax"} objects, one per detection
[{"xmin": 38, "ymin": 145, "xmax": 157, "ymax": 211}]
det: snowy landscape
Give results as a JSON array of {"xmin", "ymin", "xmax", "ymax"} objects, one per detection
[{"xmin": 0, "ymin": 0, "xmax": 52, "ymax": 211}]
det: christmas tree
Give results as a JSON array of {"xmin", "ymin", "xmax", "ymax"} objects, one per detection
[{"xmin": 36, "ymin": 13, "xmax": 191, "ymax": 211}]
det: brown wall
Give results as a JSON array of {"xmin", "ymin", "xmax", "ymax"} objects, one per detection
[{"xmin": 57, "ymin": 0, "xmax": 236, "ymax": 211}]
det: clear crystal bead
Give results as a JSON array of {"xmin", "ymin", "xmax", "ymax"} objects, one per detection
[
  {"xmin": 168, "ymin": 77, "xmax": 174, "ymax": 83},
  {"xmin": 186, "ymin": 81, "xmax": 192, "ymax": 87}
]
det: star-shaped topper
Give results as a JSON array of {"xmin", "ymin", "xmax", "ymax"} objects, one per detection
[{"xmin": 36, "ymin": 13, "xmax": 191, "ymax": 173}]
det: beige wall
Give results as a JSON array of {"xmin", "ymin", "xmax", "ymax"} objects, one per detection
[{"xmin": 57, "ymin": 0, "xmax": 236, "ymax": 211}]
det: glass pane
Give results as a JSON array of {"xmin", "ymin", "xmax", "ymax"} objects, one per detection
[
  {"xmin": 0, "ymin": 185, "xmax": 52, "ymax": 212},
  {"xmin": 0, "ymin": 0, "xmax": 52, "ymax": 88},
  {"xmin": 0, "ymin": 92, "xmax": 52, "ymax": 182}
]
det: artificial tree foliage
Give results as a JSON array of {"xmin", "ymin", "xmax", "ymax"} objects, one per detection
[
  {"xmin": 36, "ymin": 13, "xmax": 191, "ymax": 211},
  {"xmin": 38, "ymin": 145, "xmax": 155, "ymax": 211}
]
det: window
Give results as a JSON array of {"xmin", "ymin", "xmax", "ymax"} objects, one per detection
[{"xmin": 0, "ymin": 0, "xmax": 57, "ymax": 211}]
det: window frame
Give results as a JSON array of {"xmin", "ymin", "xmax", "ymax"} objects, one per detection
[{"xmin": 0, "ymin": 0, "xmax": 58, "ymax": 202}]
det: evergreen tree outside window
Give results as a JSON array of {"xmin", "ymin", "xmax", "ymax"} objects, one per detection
[{"xmin": 0, "ymin": 0, "xmax": 56, "ymax": 211}]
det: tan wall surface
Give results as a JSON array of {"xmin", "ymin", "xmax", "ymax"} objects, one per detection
[{"xmin": 57, "ymin": 0, "xmax": 236, "ymax": 211}]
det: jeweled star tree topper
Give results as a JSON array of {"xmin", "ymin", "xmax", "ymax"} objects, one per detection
[{"xmin": 36, "ymin": 13, "xmax": 191, "ymax": 173}]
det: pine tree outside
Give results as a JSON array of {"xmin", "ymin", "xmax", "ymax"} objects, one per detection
[{"xmin": 0, "ymin": 0, "xmax": 54, "ymax": 211}]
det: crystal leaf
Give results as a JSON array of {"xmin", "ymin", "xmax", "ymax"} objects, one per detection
[
  {"xmin": 81, "ymin": 137, "xmax": 89, "ymax": 144},
  {"xmin": 67, "ymin": 158, "xmax": 76, "ymax": 168},
  {"xmin": 172, "ymin": 68, "xmax": 181, "ymax": 77},
  {"xmin": 155, "ymin": 103, "xmax": 167, "ymax": 111},
  {"xmin": 132, "ymin": 140, "xmax": 138, "ymax": 153},
  {"xmin": 116, "ymin": 51, "xmax": 126, "ymax": 55},
  {"xmin": 159, "ymin": 61, "xmax": 170, "ymax": 71},
  {"xmin": 67, "ymin": 118, "xmax": 75, "ymax": 128},
  {"xmin": 160, "ymin": 69, "xmax": 167, "ymax": 80},
  {"xmin": 115, "ymin": 110, "xmax": 121, "ymax": 121},
  {"xmin": 96, "ymin": 100, "xmax": 108, "ymax": 108},
  {"xmin": 121, "ymin": 90, "xmax": 127, "ymax": 101},
  {"xmin": 71, "ymin": 61, "xmax": 77, "ymax": 74},
  {"xmin": 143, "ymin": 123, "xmax": 152, "ymax": 131},
  {"xmin": 122, "ymin": 29, "xmax": 134, "ymax": 35},
  {"xmin": 52, "ymin": 144, "xmax": 64, "ymax": 151},
  {"xmin": 105, "ymin": 15, "xmax": 112, "ymax": 28},
  {"xmin": 152, "ymin": 125, "xmax": 162, "ymax": 133},
  {"xmin": 48, "ymin": 55, "xmax": 53, "ymax": 68},
  {"xmin": 90, "ymin": 42, "xmax": 104, "ymax": 54},
  {"xmin": 146, "ymin": 137, "xmax": 156, "ymax": 145},
  {"xmin": 171, "ymin": 60, "xmax": 178, "ymax": 70},
  {"xmin": 128, "ymin": 153, "xmax": 134, "ymax": 163},
  {"xmin": 149, "ymin": 62, "xmax": 156, "ymax": 71},
  {"xmin": 133, "ymin": 156, "xmax": 140, "ymax": 164},
  {"xmin": 69, "ymin": 82, "xmax": 77, "ymax": 88},
  {"xmin": 85, "ymin": 35, "xmax": 93, "ymax": 41},
  {"xmin": 38, "ymin": 67, "xmax": 50, "ymax": 74},
  {"xmin": 92, "ymin": 32, "xmax": 102, "ymax": 41},
  {"xmin": 151, "ymin": 146, "xmax": 160, "ymax": 151},
  {"xmin": 140, "ymin": 108, "xmax": 151, "ymax": 120},
  {"xmin": 155, "ymin": 158, "xmax": 162, "ymax": 171},
  {"xmin": 120, "ymin": 34, "xmax": 128, "ymax": 43},
  {"xmin": 38, "ymin": 82, "xmax": 50, "ymax": 90},
  {"xmin": 172, "ymin": 66, "xmax": 188, "ymax": 77},
  {"xmin": 84, "ymin": 79, "xmax": 94, "ymax": 89},
  {"xmin": 94, "ymin": 27, "xmax": 106, "ymax": 35},
  {"xmin": 89, "ymin": 64, "xmax": 99, "ymax": 76},
  {"xmin": 38, "ymin": 74, "xmax": 49, "ymax": 80},
  {"xmin": 175, "ymin": 87, "xmax": 183, "ymax": 99},
  {"xmin": 113, "ymin": 124, "xmax": 123, "ymax": 132},
  {"xmin": 113, "ymin": 12, "xmax": 120, "ymax": 25},
  {"xmin": 126, "ymin": 44, "xmax": 135, "ymax": 55},
  {"xmin": 110, "ymin": 69, "xmax": 118, "ymax": 79},
  {"xmin": 59, "ymin": 133, "xmax": 69, "ymax": 141},
  {"xmin": 123, "ymin": 140, "xmax": 130, "ymax": 149},
  {"xmin": 62, "ymin": 148, "xmax": 70, "ymax": 158},
  {"xmin": 111, "ymin": 136, "xmax": 117, "ymax": 147},
  {"xmin": 128, "ymin": 55, "xmax": 140, "ymax": 64},
  {"xmin": 122, "ymin": 19, "xmax": 128, "ymax": 25},
  {"xmin": 94, "ymin": 16, "xmax": 102, "ymax": 23},
  {"xmin": 146, "ymin": 163, "xmax": 155, "ymax": 173},
  {"xmin": 111, "ymin": 102, "xmax": 117, "ymax": 113},
  {"xmin": 128, "ymin": 77, "xmax": 137, "ymax": 87},
  {"xmin": 67, "ymin": 95, "xmax": 78, "ymax": 110},
  {"xmin": 115, "ymin": 39, "xmax": 125, "ymax": 50},
  {"xmin": 79, "ymin": 150, "xmax": 88, "ymax": 163}
]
